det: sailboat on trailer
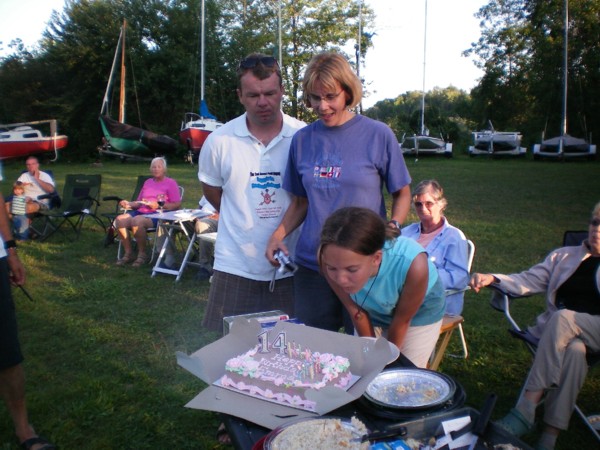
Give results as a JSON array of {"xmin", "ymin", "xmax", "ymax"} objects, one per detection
[
  {"xmin": 98, "ymin": 20, "xmax": 178, "ymax": 161},
  {"xmin": 532, "ymin": 0, "xmax": 595, "ymax": 160},
  {"xmin": 179, "ymin": 0, "xmax": 223, "ymax": 164},
  {"xmin": 400, "ymin": 0, "xmax": 452, "ymax": 159},
  {"xmin": 469, "ymin": 121, "xmax": 526, "ymax": 157}
]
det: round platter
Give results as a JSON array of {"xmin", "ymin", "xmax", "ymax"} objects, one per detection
[
  {"xmin": 263, "ymin": 417, "xmax": 368, "ymax": 450},
  {"xmin": 363, "ymin": 368, "xmax": 456, "ymax": 410}
]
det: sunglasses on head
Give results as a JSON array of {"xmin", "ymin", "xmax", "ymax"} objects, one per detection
[{"xmin": 239, "ymin": 56, "xmax": 279, "ymax": 69}]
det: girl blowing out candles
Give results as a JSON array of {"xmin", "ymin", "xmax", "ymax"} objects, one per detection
[{"xmin": 318, "ymin": 207, "xmax": 445, "ymax": 368}]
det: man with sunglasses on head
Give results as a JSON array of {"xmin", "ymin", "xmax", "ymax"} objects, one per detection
[{"xmin": 198, "ymin": 53, "xmax": 305, "ymax": 334}]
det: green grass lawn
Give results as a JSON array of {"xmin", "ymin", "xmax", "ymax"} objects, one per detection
[{"xmin": 0, "ymin": 154, "xmax": 598, "ymax": 449}]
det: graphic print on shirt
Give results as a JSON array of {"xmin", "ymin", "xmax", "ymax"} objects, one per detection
[
  {"xmin": 312, "ymin": 155, "xmax": 342, "ymax": 190},
  {"xmin": 251, "ymin": 171, "xmax": 283, "ymax": 219}
]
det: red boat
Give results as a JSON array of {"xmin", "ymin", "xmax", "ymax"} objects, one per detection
[
  {"xmin": 179, "ymin": 0, "xmax": 222, "ymax": 164},
  {"xmin": 0, "ymin": 120, "xmax": 68, "ymax": 161},
  {"xmin": 179, "ymin": 106, "xmax": 222, "ymax": 161}
]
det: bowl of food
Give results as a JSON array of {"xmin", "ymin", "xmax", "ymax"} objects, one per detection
[{"xmin": 263, "ymin": 416, "xmax": 369, "ymax": 450}]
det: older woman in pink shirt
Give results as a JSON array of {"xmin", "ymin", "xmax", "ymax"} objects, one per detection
[{"xmin": 114, "ymin": 157, "xmax": 181, "ymax": 267}]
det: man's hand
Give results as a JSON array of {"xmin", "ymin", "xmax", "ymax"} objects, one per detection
[{"xmin": 7, "ymin": 251, "xmax": 26, "ymax": 286}]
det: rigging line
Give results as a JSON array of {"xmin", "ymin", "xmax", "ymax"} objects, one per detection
[{"xmin": 127, "ymin": 44, "xmax": 143, "ymax": 128}]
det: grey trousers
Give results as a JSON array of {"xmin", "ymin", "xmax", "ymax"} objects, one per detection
[{"xmin": 524, "ymin": 309, "xmax": 600, "ymax": 429}]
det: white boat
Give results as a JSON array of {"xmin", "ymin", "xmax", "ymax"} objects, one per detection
[
  {"xmin": 401, "ymin": 0, "xmax": 452, "ymax": 159},
  {"xmin": 179, "ymin": 0, "xmax": 223, "ymax": 164},
  {"xmin": 469, "ymin": 122, "xmax": 526, "ymax": 157},
  {"xmin": 533, "ymin": 0, "xmax": 595, "ymax": 160}
]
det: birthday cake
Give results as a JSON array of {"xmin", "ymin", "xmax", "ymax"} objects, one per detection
[{"xmin": 218, "ymin": 342, "xmax": 354, "ymax": 411}]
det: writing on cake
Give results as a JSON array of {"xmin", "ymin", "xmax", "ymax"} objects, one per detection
[{"xmin": 217, "ymin": 336, "xmax": 357, "ymax": 411}]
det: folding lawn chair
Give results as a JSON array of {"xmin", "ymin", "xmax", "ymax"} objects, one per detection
[
  {"xmin": 429, "ymin": 238, "xmax": 475, "ymax": 370},
  {"xmin": 37, "ymin": 174, "xmax": 104, "ymax": 241},
  {"xmin": 102, "ymin": 175, "xmax": 151, "ymax": 247},
  {"xmin": 489, "ymin": 230, "xmax": 600, "ymax": 443}
]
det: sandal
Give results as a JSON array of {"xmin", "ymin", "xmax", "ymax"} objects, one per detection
[
  {"xmin": 216, "ymin": 422, "xmax": 231, "ymax": 445},
  {"xmin": 20, "ymin": 436, "xmax": 56, "ymax": 450},
  {"xmin": 132, "ymin": 254, "xmax": 149, "ymax": 268},
  {"xmin": 495, "ymin": 408, "xmax": 535, "ymax": 437},
  {"xmin": 116, "ymin": 253, "xmax": 134, "ymax": 266}
]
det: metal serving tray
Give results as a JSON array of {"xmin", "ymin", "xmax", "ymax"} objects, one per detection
[{"xmin": 364, "ymin": 368, "xmax": 456, "ymax": 410}]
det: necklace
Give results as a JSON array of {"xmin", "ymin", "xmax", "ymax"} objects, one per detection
[{"xmin": 351, "ymin": 266, "xmax": 381, "ymax": 320}]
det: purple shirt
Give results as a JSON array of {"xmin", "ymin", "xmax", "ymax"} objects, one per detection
[{"xmin": 284, "ymin": 114, "xmax": 411, "ymax": 270}]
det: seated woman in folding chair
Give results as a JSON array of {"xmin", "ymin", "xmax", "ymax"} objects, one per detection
[
  {"xmin": 469, "ymin": 201, "xmax": 600, "ymax": 450},
  {"xmin": 402, "ymin": 179, "xmax": 469, "ymax": 315},
  {"xmin": 114, "ymin": 157, "xmax": 182, "ymax": 267}
]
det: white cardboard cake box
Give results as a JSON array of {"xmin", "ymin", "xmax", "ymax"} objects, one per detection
[{"xmin": 176, "ymin": 319, "xmax": 393, "ymax": 429}]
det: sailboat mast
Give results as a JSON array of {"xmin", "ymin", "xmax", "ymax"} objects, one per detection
[
  {"xmin": 560, "ymin": 0, "xmax": 568, "ymax": 137},
  {"xmin": 420, "ymin": 0, "xmax": 428, "ymax": 136},
  {"xmin": 119, "ymin": 20, "xmax": 127, "ymax": 124},
  {"xmin": 200, "ymin": 0, "xmax": 206, "ymax": 103}
]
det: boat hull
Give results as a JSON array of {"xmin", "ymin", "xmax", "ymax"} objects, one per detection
[
  {"xmin": 99, "ymin": 115, "xmax": 178, "ymax": 158},
  {"xmin": 400, "ymin": 135, "xmax": 452, "ymax": 157},
  {"xmin": 533, "ymin": 135, "xmax": 596, "ymax": 160},
  {"xmin": 469, "ymin": 131, "xmax": 526, "ymax": 156},
  {"xmin": 179, "ymin": 113, "xmax": 223, "ymax": 163},
  {"xmin": 0, "ymin": 125, "xmax": 68, "ymax": 161}
]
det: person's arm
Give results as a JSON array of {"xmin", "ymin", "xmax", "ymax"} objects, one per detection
[
  {"xmin": 434, "ymin": 234, "xmax": 470, "ymax": 290},
  {"xmin": 35, "ymin": 170, "xmax": 55, "ymax": 194},
  {"xmin": 201, "ymin": 183, "xmax": 222, "ymax": 213},
  {"xmin": 0, "ymin": 195, "xmax": 25, "ymax": 286},
  {"xmin": 389, "ymin": 185, "xmax": 411, "ymax": 226},
  {"xmin": 386, "ymin": 253, "xmax": 429, "ymax": 349},
  {"xmin": 265, "ymin": 195, "xmax": 308, "ymax": 264},
  {"xmin": 469, "ymin": 273, "xmax": 500, "ymax": 293},
  {"xmin": 163, "ymin": 180, "xmax": 182, "ymax": 211}
]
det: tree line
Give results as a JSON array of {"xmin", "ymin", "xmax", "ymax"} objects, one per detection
[{"xmin": 1, "ymin": 0, "xmax": 599, "ymax": 160}]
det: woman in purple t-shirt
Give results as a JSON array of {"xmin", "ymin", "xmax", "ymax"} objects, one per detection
[
  {"xmin": 114, "ymin": 157, "xmax": 181, "ymax": 267},
  {"xmin": 266, "ymin": 52, "xmax": 412, "ymax": 333}
]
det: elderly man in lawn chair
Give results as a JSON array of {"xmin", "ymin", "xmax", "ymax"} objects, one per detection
[
  {"xmin": 5, "ymin": 157, "xmax": 60, "ymax": 240},
  {"xmin": 469, "ymin": 201, "xmax": 600, "ymax": 450}
]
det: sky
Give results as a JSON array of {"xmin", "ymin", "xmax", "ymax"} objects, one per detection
[{"xmin": 0, "ymin": 0, "xmax": 485, "ymax": 109}]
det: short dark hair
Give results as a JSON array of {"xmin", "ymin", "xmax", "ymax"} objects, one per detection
[{"xmin": 236, "ymin": 53, "xmax": 282, "ymax": 89}]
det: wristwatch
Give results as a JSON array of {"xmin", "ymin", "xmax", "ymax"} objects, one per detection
[{"xmin": 4, "ymin": 239, "xmax": 17, "ymax": 250}]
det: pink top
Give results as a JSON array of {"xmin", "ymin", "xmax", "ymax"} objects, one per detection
[
  {"xmin": 136, "ymin": 177, "xmax": 181, "ymax": 214},
  {"xmin": 417, "ymin": 225, "xmax": 444, "ymax": 248}
]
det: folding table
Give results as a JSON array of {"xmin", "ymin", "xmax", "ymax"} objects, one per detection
[{"xmin": 148, "ymin": 209, "xmax": 211, "ymax": 281}]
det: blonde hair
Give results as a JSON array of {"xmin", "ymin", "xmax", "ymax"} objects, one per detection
[
  {"xmin": 412, "ymin": 179, "xmax": 448, "ymax": 211},
  {"xmin": 302, "ymin": 52, "xmax": 362, "ymax": 109},
  {"xmin": 592, "ymin": 201, "xmax": 600, "ymax": 218}
]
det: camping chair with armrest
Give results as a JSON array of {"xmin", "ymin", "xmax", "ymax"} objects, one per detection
[
  {"xmin": 37, "ymin": 174, "xmax": 104, "ymax": 241},
  {"xmin": 429, "ymin": 238, "xmax": 475, "ymax": 371},
  {"xmin": 102, "ymin": 175, "xmax": 151, "ymax": 247},
  {"xmin": 488, "ymin": 230, "xmax": 600, "ymax": 443},
  {"xmin": 115, "ymin": 185, "xmax": 185, "ymax": 263}
]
